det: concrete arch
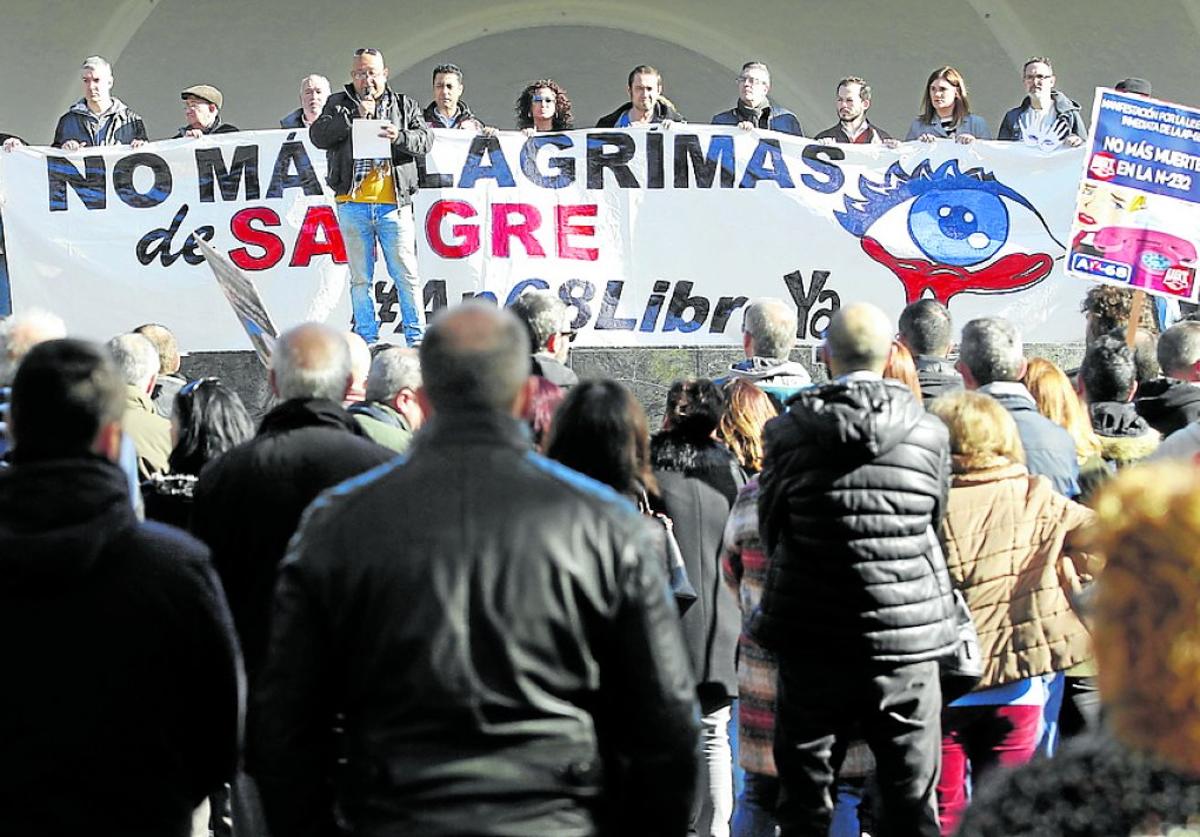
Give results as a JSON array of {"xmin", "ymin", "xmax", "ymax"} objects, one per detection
[
  {"xmin": 56, "ymin": 0, "xmax": 161, "ymax": 113},
  {"xmin": 375, "ymin": 1, "xmax": 828, "ymax": 128}
]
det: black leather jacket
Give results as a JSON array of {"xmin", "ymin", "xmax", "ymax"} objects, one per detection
[
  {"xmin": 248, "ymin": 410, "xmax": 699, "ymax": 837},
  {"xmin": 310, "ymin": 84, "xmax": 431, "ymax": 204},
  {"xmin": 753, "ymin": 377, "xmax": 957, "ymax": 668}
]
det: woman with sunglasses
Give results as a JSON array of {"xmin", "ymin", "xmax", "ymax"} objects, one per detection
[
  {"xmin": 142, "ymin": 377, "xmax": 254, "ymax": 528},
  {"xmin": 515, "ymin": 79, "xmax": 574, "ymax": 134},
  {"xmin": 905, "ymin": 66, "xmax": 991, "ymax": 143}
]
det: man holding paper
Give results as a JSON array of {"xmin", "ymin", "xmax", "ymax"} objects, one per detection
[{"xmin": 311, "ymin": 47, "xmax": 431, "ymax": 345}]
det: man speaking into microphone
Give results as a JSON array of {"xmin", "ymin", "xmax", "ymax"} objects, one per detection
[{"xmin": 311, "ymin": 47, "xmax": 431, "ymax": 346}]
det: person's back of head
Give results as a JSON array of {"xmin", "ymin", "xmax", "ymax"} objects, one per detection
[
  {"xmin": 365, "ymin": 347, "xmax": 422, "ymax": 403},
  {"xmin": 546, "ymin": 379, "xmax": 654, "ymax": 499},
  {"xmin": 929, "ymin": 390, "xmax": 1026, "ymax": 473},
  {"xmin": 133, "ymin": 323, "xmax": 181, "ymax": 376},
  {"xmin": 718, "ymin": 378, "xmax": 778, "ymax": 473},
  {"xmin": 107, "ymin": 332, "xmax": 160, "ymax": 393},
  {"xmin": 1117, "ymin": 327, "xmax": 1160, "ymax": 385},
  {"xmin": 662, "ymin": 378, "xmax": 724, "ymax": 441},
  {"xmin": 270, "ymin": 322, "xmax": 353, "ymax": 403},
  {"xmin": 509, "ymin": 289, "xmax": 568, "ymax": 355},
  {"xmin": 10, "ymin": 339, "xmax": 124, "ymax": 462},
  {"xmin": 898, "ymin": 299, "xmax": 952, "ymax": 357},
  {"xmin": 1025, "ymin": 356, "xmax": 1102, "ymax": 461},
  {"xmin": 957, "ymin": 317, "xmax": 1024, "ymax": 387},
  {"xmin": 1081, "ymin": 285, "xmax": 1157, "ymax": 344},
  {"xmin": 1088, "ymin": 463, "xmax": 1200, "ymax": 773},
  {"xmin": 823, "ymin": 302, "xmax": 892, "ymax": 376},
  {"xmin": 0, "ymin": 309, "xmax": 67, "ymax": 387},
  {"xmin": 1080, "ymin": 335, "xmax": 1137, "ymax": 403},
  {"xmin": 419, "ymin": 302, "xmax": 531, "ymax": 414},
  {"xmin": 742, "ymin": 298, "xmax": 797, "ymax": 360},
  {"xmin": 1156, "ymin": 320, "xmax": 1200, "ymax": 381},
  {"xmin": 168, "ymin": 378, "xmax": 255, "ymax": 475}
]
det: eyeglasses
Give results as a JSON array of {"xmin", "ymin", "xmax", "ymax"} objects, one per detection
[
  {"xmin": 560, "ymin": 330, "xmax": 579, "ymax": 343},
  {"xmin": 738, "ymin": 75, "xmax": 769, "ymax": 86},
  {"xmin": 1024, "ymin": 73, "xmax": 1053, "ymax": 82},
  {"xmin": 532, "ymin": 96, "xmax": 556, "ymax": 104},
  {"xmin": 179, "ymin": 377, "xmax": 219, "ymax": 398},
  {"xmin": 352, "ymin": 70, "xmax": 386, "ymax": 80}
]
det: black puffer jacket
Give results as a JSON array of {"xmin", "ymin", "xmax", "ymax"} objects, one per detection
[
  {"xmin": 248, "ymin": 410, "xmax": 699, "ymax": 837},
  {"xmin": 753, "ymin": 377, "xmax": 957, "ymax": 667},
  {"xmin": 310, "ymin": 84, "xmax": 432, "ymax": 203},
  {"xmin": 651, "ymin": 430, "xmax": 745, "ymax": 699}
]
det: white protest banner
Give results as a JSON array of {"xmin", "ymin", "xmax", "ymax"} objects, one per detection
[
  {"xmin": 1066, "ymin": 88, "xmax": 1200, "ymax": 303},
  {"xmin": 0, "ymin": 127, "xmax": 1090, "ymax": 349},
  {"xmin": 0, "ymin": 130, "xmax": 350, "ymax": 351}
]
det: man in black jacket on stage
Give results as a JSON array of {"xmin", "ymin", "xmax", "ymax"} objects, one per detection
[{"xmin": 754, "ymin": 302, "xmax": 956, "ymax": 837}]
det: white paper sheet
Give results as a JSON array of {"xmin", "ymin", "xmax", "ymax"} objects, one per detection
[{"xmin": 352, "ymin": 119, "xmax": 390, "ymax": 159}]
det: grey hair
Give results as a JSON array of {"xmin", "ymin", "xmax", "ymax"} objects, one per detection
[
  {"xmin": 1157, "ymin": 321, "xmax": 1200, "ymax": 378},
  {"xmin": 81, "ymin": 55, "xmax": 112, "ymax": 75},
  {"xmin": 420, "ymin": 302, "xmax": 531, "ymax": 412},
  {"xmin": 509, "ymin": 289, "xmax": 568, "ymax": 352},
  {"xmin": 0, "ymin": 308, "xmax": 67, "ymax": 386},
  {"xmin": 898, "ymin": 299, "xmax": 952, "ymax": 356},
  {"xmin": 106, "ymin": 333, "xmax": 160, "ymax": 388},
  {"xmin": 742, "ymin": 298, "xmax": 797, "ymax": 359},
  {"xmin": 959, "ymin": 317, "xmax": 1024, "ymax": 385},
  {"xmin": 301, "ymin": 74, "xmax": 330, "ymax": 89},
  {"xmin": 271, "ymin": 323, "xmax": 352, "ymax": 402},
  {"xmin": 365, "ymin": 347, "xmax": 422, "ymax": 402}
]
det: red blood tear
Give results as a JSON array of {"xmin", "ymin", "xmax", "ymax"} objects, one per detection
[{"xmin": 861, "ymin": 236, "xmax": 1054, "ymax": 304}]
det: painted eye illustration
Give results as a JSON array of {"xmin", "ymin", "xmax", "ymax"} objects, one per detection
[{"xmin": 835, "ymin": 160, "xmax": 1065, "ymax": 304}]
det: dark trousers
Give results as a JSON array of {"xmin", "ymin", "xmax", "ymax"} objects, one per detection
[{"xmin": 774, "ymin": 659, "xmax": 942, "ymax": 837}]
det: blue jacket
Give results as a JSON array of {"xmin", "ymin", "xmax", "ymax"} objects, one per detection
[
  {"xmin": 712, "ymin": 100, "xmax": 803, "ymax": 135},
  {"xmin": 904, "ymin": 113, "xmax": 991, "ymax": 141},
  {"xmin": 979, "ymin": 383, "xmax": 1080, "ymax": 497},
  {"xmin": 52, "ymin": 98, "xmax": 147, "ymax": 147}
]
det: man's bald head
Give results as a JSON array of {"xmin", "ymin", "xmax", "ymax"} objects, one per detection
[
  {"xmin": 420, "ymin": 302, "xmax": 531, "ymax": 413},
  {"xmin": 824, "ymin": 303, "xmax": 893, "ymax": 375},
  {"xmin": 270, "ymin": 322, "xmax": 352, "ymax": 402}
]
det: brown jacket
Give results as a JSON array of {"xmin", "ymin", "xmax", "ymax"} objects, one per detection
[
  {"xmin": 122, "ymin": 385, "xmax": 172, "ymax": 479},
  {"xmin": 941, "ymin": 463, "xmax": 1098, "ymax": 689}
]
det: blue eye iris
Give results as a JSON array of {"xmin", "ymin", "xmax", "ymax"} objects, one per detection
[{"xmin": 907, "ymin": 189, "xmax": 1009, "ymax": 266}]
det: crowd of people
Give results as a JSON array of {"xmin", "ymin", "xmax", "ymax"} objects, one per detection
[
  {"xmin": 3, "ymin": 281, "xmax": 1200, "ymax": 836},
  {"xmin": 2, "ymin": 43, "xmax": 1199, "ymax": 837}
]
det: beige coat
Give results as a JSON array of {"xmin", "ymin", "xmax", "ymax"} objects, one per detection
[
  {"xmin": 941, "ymin": 463, "xmax": 1099, "ymax": 690},
  {"xmin": 122, "ymin": 385, "xmax": 172, "ymax": 479}
]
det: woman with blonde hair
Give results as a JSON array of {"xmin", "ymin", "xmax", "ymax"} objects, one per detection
[
  {"xmin": 958, "ymin": 463, "xmax": 1200, "ymax": 836},
  {"xmin": 883, "ymin": 340, "xmax": 922, "ymax": 400},
  {"xmin": 929, "ymin": 390, "xmax": 1098, "ymax": 836},
  {"xmin": 718, "ymin": 379, "xmax": 777, "ymax": 475},
  {"xmin": 1024, "ymin": 356, "xmax": 1107, "ymax": 498}
]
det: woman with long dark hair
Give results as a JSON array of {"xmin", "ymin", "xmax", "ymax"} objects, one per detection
[{"xmin": 143, "ymin": 377, "xmax": 254, "ymax": 527}]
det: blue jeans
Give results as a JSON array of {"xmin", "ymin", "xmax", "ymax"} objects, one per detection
[
  {"xmin": 732, "ymin": 771, "xmax": 778, "ymax": 837},
  {"xmin": 337, "ymin": 201, "xmax": 423, "ymax": 345}
]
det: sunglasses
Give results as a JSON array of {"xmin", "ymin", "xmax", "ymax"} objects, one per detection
[
  {"xmin": 354, "ymin": 47, "xmax": 382, "ymax": 56},
  {"xmin": 532, "ymin": 96, "xmax": 556, "ymax": 105},
  {"xmin": 560, "ymin": 329, "xmax": 579, "ymax": 343}
]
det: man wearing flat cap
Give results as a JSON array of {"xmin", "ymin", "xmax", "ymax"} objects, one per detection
[
  {"xmin": 1116, "ymin": 77, "xmax": 1153, "ymax": 97},
  {"xmin": 175, "ymin": 84, "xmax": 239, "ymax": 138}
]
